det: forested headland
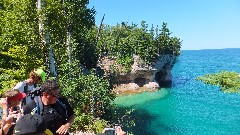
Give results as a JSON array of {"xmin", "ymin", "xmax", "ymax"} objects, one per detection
[{"xmin": 0, "ymin": 0, "xmax": 182, "ymax": 133}]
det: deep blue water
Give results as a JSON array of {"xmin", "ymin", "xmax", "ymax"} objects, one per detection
[{"xmin": 114, "ymin": 48, "xmax": 240, "ymax": 135}]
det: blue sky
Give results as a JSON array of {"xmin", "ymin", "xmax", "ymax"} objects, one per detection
[{"xmin": 89, "ymin": 0, "xmax": 240, "ymax": 50}]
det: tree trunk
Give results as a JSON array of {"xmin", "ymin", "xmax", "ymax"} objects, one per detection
[
  {"xmin": 49, "ymin": 46, "xmax": 58, "ymax": 79},
  {"xmin": 66, "ymin": 31, "xmax": 72, "ymax": 76},
  {"xmin": 37, "ymin": 0, "xmax": 49, "ymax": 75}
]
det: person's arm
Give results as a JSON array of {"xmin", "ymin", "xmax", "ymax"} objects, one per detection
[
  {"xmin": 0, "ymin": 98, "xmax": 8, "ymax": 114},
  {"xmin": 0, "ymin": 98, "xmax": 10, "ymax": 135},
  {"xmin": 65, "ymin": 114, "xmax": 75, "ymax": 127},
  {"xmin": 12, "ymin": 82, "xmax": 25, "ymax": 93},
  {"xmin": 56, "ymin": 97, "xmax": 75, "ymax": 135},
  {"xmin": 0, "ymin": 123, "xmax": 12, "ymax": 135},
  {"xmin": 63, "ymin": 97, "xmax": 75, "ymax": 127},
  {"xmin": 0, "ymin": 111, "xmax": 19, "ymax": 135},
  {"xmin": 56, "ymin": 114, "xmax": 75, "ymax": 135}
]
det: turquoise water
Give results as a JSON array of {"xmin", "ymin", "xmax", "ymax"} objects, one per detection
[{"xmin": 114, "ymin": 48, "xmax": 240, "ymax": 135}]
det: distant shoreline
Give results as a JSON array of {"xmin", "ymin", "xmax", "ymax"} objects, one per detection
[{"xmin": 181, "ymin": 48, "xmax": 240, "ymax": 51}]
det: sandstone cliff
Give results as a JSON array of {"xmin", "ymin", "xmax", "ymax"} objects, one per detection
[{"xmin": 98, "ymin": 54, "xmax": 177, "ymax": 94}]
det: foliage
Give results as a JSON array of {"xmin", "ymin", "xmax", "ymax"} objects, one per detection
[
  {"xmin": 69, "ymin": 113, "xmax": 108, "ymax": 133},
  {"xmin": 0, "ymin": 0, "xmax": 43, "ymax": 92},
  {"xmin": 0, "ymin": 69, "xmax": 17, "ymax": 96},
  {"xmin": 96, "ymin": 21, "xmax": 182, "ymax": 73},
  {"xmin": 59, "ymin": 70, "xmax": 115, "ymax": 131},
  {"xmin": 0, "ymin": 0, "xmax": 107, "ymax": 132},
  {"xmin": 60, "ymin": 70, "xmax": 115, "ymax": 116},
  {"xmin": 0, "ymin": 0, "xmax": 182, "ymax": 133},
  {"xmin": 196, "ymin": 71, "xmax": 240, "ymax": 93},
  {"xmin": 84, "ymin": 117, "xmax": 109, "ymax": 133},
  {"xmin": 42, "ymin": 0, "xmax": 97, "ymax": 70},
  {"xmin": 108, "ymin": 106, "xmax": 136, "ymax": 128},
  {"xmin": 157, "ymin": 22, "xmax": 182, "ymax": 55}
]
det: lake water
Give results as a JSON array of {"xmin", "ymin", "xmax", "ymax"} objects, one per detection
[{"xmin": 114, "ymin": 48, "xmax": 240, "ymax": 135}]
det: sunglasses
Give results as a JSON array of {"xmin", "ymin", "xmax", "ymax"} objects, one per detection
[{"xmin": 48, "ymin": 93, "xmax": 60, "ymax": 97}]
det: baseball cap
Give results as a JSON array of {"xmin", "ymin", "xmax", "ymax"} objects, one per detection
[
  {"xmin": 7, "ymin": 92, "xmax": 26, "ymax": 103},
  {"xmin": 34, "ymin": 69, "xmax": 46, "ymax": 82},
  {"xmin": 14, "ymin": 114, "xmax": 47, "ymax": 135}
]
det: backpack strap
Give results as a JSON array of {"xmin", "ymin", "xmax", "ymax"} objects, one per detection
[
  {"xmin": 36, "ymin": 96, "xmax": 43, "ymax": 115},
  {"xmin": 22, "ymin": 83, "xmax": 28, "ymax": 105},
  {"xmin": 56, "ymin": 99, "xmax": 68, "ymax": 118},
  {"xmin": 22, "ymin": 82, "xmax": 38, "ymax": 106},
  {"xmin": 31, "ymin": 96, "xmax": 43, "ymax": 115}
]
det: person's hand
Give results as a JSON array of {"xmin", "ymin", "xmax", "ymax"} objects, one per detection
[
  {"xmin": 0, "ymin": 98, "xmax": 8, "ymax": 110},
  {"xmin": 56, "ymin": 123, "xmax": 70, "ymax": 135},
  {"xmin": 102, "ymin": 126, "xmax": 126, "ymax": 135},
  {"xmin": 115, "ymin": 126, "xmax": 126, "ymax": 135},
  {"xmin": 2, "ymin": 111, "xmax": 18, "ymax": 125}
]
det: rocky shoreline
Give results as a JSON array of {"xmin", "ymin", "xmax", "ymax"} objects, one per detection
[{"xmin": 113, "ymin": 82, "xmax": 159, "ymax": 95}]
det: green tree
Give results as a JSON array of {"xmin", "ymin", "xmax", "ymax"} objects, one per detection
[
  {"xmin": 156, "ymin": 22, "xmax": 181, "ymax": 55},
  {"xmin": 0, "ymin": 0, "xmax": 42, "ymax": 91},
  {"xmin": 0, "ymin": 0, "xmax": 113, "ymax": 132},
  {"xmin": 96, "ymin": 21, "xmax": 182, "ymax": 73}
]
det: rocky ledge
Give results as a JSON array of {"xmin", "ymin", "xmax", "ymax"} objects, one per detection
[{"xmin": 98, "ymin": 54, "xmax": 177, "ymax": 94}]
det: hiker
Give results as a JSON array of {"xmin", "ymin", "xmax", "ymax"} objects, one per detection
[
  {"xmin": 0, "ymin": 89, "xmax": 26, "ymax": 135},
  {"xmin": 23, "ymin": 80, "xmax": 75, "ymax": 135},
  {"xmin": 13, "ymin": 68, "xmax": 46, "ymax": 107},
  {"xmin": 13, "ymin": 114, "xmax": 50, "ymax": 135}
]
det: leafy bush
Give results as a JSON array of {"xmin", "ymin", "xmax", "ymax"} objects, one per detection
[
  {"xmin": 59, "ymin": 70, "xmax": 115, "ymax": 132},
  {"xmin": 0, "ymin": 68, "xmax": 30, "ymax": 96},
  {"xmin": 69, "ymin": 113, "xmax": 108, "ymax": 133},
  {"xmin": 196, "ymin": 71, "xmax": 240, "ymax": 93}
]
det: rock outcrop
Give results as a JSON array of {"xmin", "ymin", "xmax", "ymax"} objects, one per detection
[{"xmin": 98, "ymin": 54, "xmax": 177, "ymax": 94}]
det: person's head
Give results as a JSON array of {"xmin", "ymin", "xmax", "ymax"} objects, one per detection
[
  {"xmin": 41, "ymin": 80, "xmax": 60, "ymax": 104},
  {"xmin": 3, "ymin": 89, "xmax": 26, "ymax": 107},
  {"xmin": 29, "ymin": 68, "xmax": 46, "ymax": 84},
  {"xmin": 13, "ymin": 114, "xmax": 47, "ymax": 135}
]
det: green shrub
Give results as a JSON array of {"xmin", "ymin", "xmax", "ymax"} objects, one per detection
[{"xmin": 196, "ymin": 71, "xmax": 240, "ymax": 93}]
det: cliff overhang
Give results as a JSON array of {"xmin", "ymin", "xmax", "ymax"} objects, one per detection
[{"xmin": 98, "ymin": 54, "xmax": 177, "ymax": 94}]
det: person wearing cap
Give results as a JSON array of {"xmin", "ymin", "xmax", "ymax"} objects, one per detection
[
  {"xmin": 13, "ymin": 114, "xmax": 51, "ymax": 135},
  {"xmin": 0, "ymin": 89, "xmax": 26, "ymax": 135},
  {"xmin": 13, "ymin": 68, "xmax": 46, "ymax": 106}
]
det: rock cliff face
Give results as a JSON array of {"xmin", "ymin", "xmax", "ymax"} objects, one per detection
[
  {"xmin": 153, "ymin": 54, "xmax": 177, "ymax": 87},
  {"xmin": 98, "ymin": 54, "xmax": 177, "ymax": 94}
]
